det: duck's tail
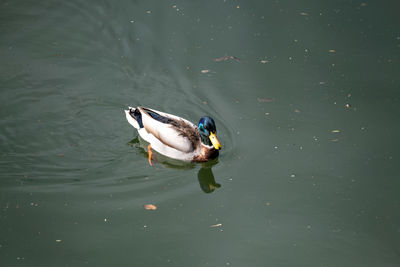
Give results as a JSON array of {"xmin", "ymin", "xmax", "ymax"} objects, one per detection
[{"xmin": 124, "ymin": 106, "xmax": 143, "ymax": 130}]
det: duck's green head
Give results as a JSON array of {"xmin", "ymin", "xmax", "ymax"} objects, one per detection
[{"xmin": 198, "ymin": 116, "xmax": 222, "ymax": 150}]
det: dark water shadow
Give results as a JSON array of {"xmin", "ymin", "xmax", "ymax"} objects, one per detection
[
  {"xmin": 128, "ymin": 137, "xmax": 221, "ymax": 193},
  {"xmin": 197, "ymin": 158, "xmax": 221, "ymax": 193}
]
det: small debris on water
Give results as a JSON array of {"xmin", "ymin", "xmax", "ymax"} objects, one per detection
[
  {"xmin": 331, "ymin": 130, "xmax": 340, "ymax": 133},
  {"xmin": 329, "ymin": 49, "xmax": 336, "ymax": 53},
  {"xmin": 144, "ymin": 204, "xmax": 157, "ymax": 210},
  {"xmin": 257, "ymin": 97, "xmax": 274, "ymax": 103},
  {"xmin": 201, "ymin": 69, "xmax": 210, "ymax": 74},
  {"xmin": 214, "ymin": 55, "xmax": 240, "ymax": 62},
  {"xmin": 56, "ymin": 240, "xmax": 62, "ymax": 243},
  {"xmin": 210, "ymin": 223, "xmax": 222, "ymax": 228}
]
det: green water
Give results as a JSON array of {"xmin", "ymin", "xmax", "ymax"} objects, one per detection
[{"xmin": 1, "ymin": 0, "xmax": 399, "ymax": 266}]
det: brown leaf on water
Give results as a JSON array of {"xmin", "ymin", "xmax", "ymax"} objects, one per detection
[
  {"xmin": 144, "ymin": 204, "xmax": 157, "ymax": 210},
  {"xmin": 257, "ymin": 97, "xmax": 275, "ymax": 103}
]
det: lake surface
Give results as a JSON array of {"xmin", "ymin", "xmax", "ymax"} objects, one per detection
[{"xmin": 1, "ymin": 0, "xmax": 399, "ymax": 266}]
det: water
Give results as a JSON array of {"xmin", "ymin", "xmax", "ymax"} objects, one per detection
[{"xmin": 1, "ymin": 0, "xmax": 399, "ymax": 266}]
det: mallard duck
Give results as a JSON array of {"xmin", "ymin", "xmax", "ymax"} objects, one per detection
[{"xmin": 124, "ymin": 106, "xmax": 221, "ymax": 162}]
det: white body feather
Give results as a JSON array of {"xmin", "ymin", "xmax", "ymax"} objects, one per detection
[{"xmin": 124, "ymin": 107, "xmax": 202, "ymax": 161}]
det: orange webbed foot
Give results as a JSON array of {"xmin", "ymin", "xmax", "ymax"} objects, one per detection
[{"xmin": 147, "ymin": 144, "xmax": 153, "ymax": 166}]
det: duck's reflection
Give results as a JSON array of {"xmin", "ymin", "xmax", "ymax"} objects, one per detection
[
  {"xmin": 128, "ymin": 137, "xmax": 221, "ymax": 193},
  {"xmin": 197, "ymin": 159, "xmax": 221, "ymax": 193}
]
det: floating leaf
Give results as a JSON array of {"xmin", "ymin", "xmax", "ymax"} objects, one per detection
[{"xmin": 144, "ymin": 204, "xmax": 157, "ymax": 210}]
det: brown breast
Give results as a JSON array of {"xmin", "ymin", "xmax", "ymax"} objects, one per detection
[{"xmin": 193, "ymin": 146, "xmax": 219, "ymax": 162}]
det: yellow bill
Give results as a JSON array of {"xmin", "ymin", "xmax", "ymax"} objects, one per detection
[{"xmin": 209, "ymin": 132, "xmax": 222, "ymax": 150}]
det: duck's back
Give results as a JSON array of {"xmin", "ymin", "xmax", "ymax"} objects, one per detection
[{"xmin": 138, "ymin": 107, "xmax": 200, "ymax": 153}]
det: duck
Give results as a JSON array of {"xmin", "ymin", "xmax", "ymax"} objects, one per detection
[{"xmin": 124, "ymin": 106, "xmax": 221, "ymax": 163}]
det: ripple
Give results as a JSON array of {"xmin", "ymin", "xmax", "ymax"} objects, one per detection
[{"xmin": 0, "ymin": 0, "xmax": 233, "ymax": 200}]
